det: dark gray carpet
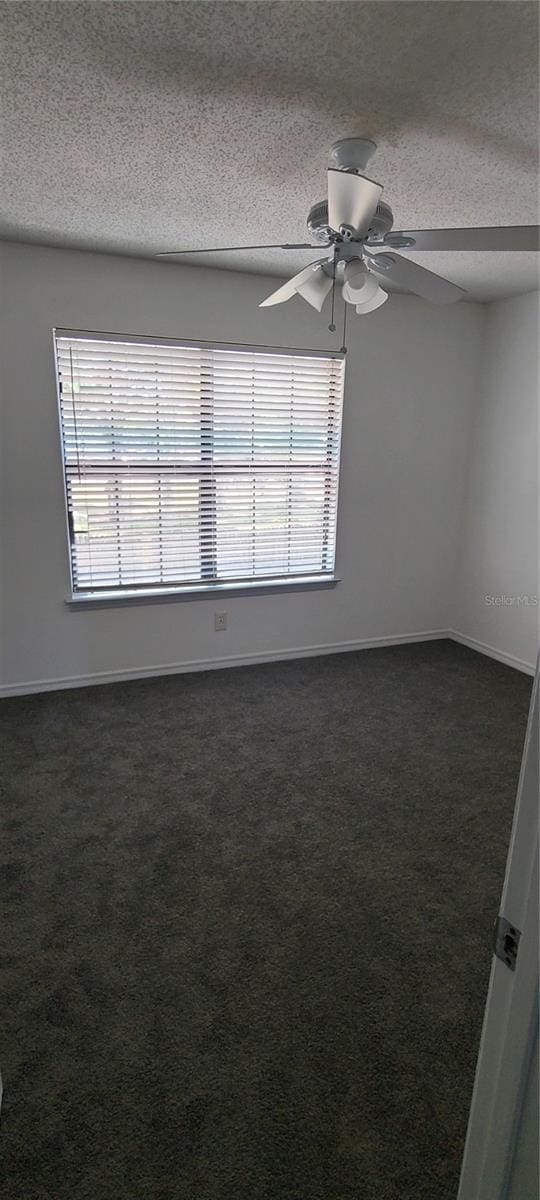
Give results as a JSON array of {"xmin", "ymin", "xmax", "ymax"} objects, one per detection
[{"xmin": 0, "ymin": 639, "xmax": 531, "ymax": 1200}]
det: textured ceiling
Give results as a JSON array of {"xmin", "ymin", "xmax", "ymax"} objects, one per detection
[{"xmin": 1, "ymin": 1, "xmax": 539, "ymax": 301}]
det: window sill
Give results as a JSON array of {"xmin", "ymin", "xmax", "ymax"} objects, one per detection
[{"xmin": 65, "ymin": 575, "xmax": 340, "ymax": 609}]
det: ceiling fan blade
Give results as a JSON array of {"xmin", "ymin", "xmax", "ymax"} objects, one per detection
[
  {"xmin": 366, "ymin": 251, "xmax": 466, "ymax": 304},
  {"xmin": 384, "ymin": 226, "xmax": 540, "ymax": 252},
  {"xmin": 156, "ymin": 242, "xmax": 325, "ymax": 258},
  {"xmin": 327, "ymin": 169, "xmax": 382, "ymax": 237},
  {"xmin": 259, "ymin": 260, "xmax": 331, "ymax": 309}
]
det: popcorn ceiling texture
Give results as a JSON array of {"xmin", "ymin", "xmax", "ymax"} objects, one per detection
[{"xmin": 1, "ymin": 0, "xmax": 538, "ymax": 301}]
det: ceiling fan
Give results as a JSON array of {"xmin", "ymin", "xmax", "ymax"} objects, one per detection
[{"xmin": 158, "ymin": 138, "xmax": 539, "ymax": 319}]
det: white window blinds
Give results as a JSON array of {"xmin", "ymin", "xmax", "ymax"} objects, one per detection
[{"xmin": 55, "ymin": 332, "xmax": 345, "ymax": 596}]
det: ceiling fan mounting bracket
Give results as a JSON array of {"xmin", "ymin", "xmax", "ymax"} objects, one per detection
[
  {"xmin": 363, "ymin": 252, "xmax": 395, "ymax": 271},
  {"xmin": 329, "ymin": 137, "xmax": 377, "ymax": 173},
  {"xmin": 382, "ymin": 233, "xmax": 417, "ymax": 248}
]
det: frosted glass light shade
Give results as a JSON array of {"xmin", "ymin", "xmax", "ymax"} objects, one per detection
[
  {"xmin": 355, "ymin": 287, "xmax": 388, "ymax": 314},
  {"xmin": 260, "ymin": 261, "xmax": 332, "ymax": 309},
  {"xmin": 342, "ymin": 260, "xmax": 380, "ymax": 304},
  {"xmin": 341, "ymin": 260, "xmax": 388, "ymax": 313},
  {"xmin": 296, "ymin": 264, "xmax": 334, "ymax": 311}
]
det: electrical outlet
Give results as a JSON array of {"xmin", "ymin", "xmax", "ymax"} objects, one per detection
[{"xmin": 214, "ymin": 611, "xmax": 227, "ymax": 632}]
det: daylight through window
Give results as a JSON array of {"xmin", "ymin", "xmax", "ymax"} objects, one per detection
[{"xmin": 55, "ymin": 332, "xmax": 345, "ymax": 597}]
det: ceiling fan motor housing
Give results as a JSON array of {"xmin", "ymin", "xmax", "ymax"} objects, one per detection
[
  {"xmin": 307, "ymin": 201, "xmax": 334, "ymax": 244},
  {"xmin": 366, "ymin": 200, "xmax": 394, "ymax": 242},
  {"xmin": 307, "ymin": 198, "xmax": 393, "ymax": 243}
]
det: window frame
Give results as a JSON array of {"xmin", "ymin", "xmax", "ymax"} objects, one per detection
[{"xmin": 53, "ymin": 328, "xmax": 345, "ymax": 606}]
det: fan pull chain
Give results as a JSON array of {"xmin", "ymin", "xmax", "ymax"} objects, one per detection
[
  {"xmin": 328, "ymin": 248, "xmax": 337, "ymax": 332},
  {"xmin": 341, "ymin": 293, "xmax": 348, "ymax": 354}
]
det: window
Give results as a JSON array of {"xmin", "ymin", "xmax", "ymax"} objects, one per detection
[{"xmin": 55, "ymin": 331, "xmax": 345, "ymax": 599}]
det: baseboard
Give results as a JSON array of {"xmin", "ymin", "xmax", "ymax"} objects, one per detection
[
  {"xmin": 0, "ymin": 629, "xmax": 451, "ymax": 697},
  {"xmin": 2, "ymin": 627, "xmax": 534, "ymax": 697},
  {"xmin": 449, "ymin": 630, "xmax": 536, "ymax": 677}
]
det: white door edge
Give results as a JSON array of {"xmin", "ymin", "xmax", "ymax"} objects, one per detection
[{"xmin": 457, "ymin": 662, "xmax": 539, "ymax": 1200}]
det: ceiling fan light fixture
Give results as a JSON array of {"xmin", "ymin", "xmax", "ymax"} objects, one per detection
[
  {"xmin": 296, "ymin": 263, "xmax": 334, "ymax": 311},
  {"xmin": 260, "ymin": 259, "xmax": 332, "ymax": 309},
  {"xmin": 341, "ymin": 260, "xmax": 381, "ymax": 306},
  {"xmin": 355, "ymin": 286, "xmax": 388, "ymax": 314}
]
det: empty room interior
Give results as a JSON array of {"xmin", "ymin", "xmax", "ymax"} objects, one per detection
[{"xmin": 0, "ymin": 3, "xmax": 539, "ymax": 1199}]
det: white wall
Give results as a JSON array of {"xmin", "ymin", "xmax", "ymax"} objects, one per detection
[
  {"xmin": 454, "ymin": 291, "xmax": 539, "ymax": 672},
  {"xmin": 0, "ymin": 241, "xmax": 482, "ymax": 692}
]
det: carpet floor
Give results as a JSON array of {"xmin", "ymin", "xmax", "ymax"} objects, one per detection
[{"xmin": 0, "ymin": 639, "xmax": 532, "ymax": 1200}]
